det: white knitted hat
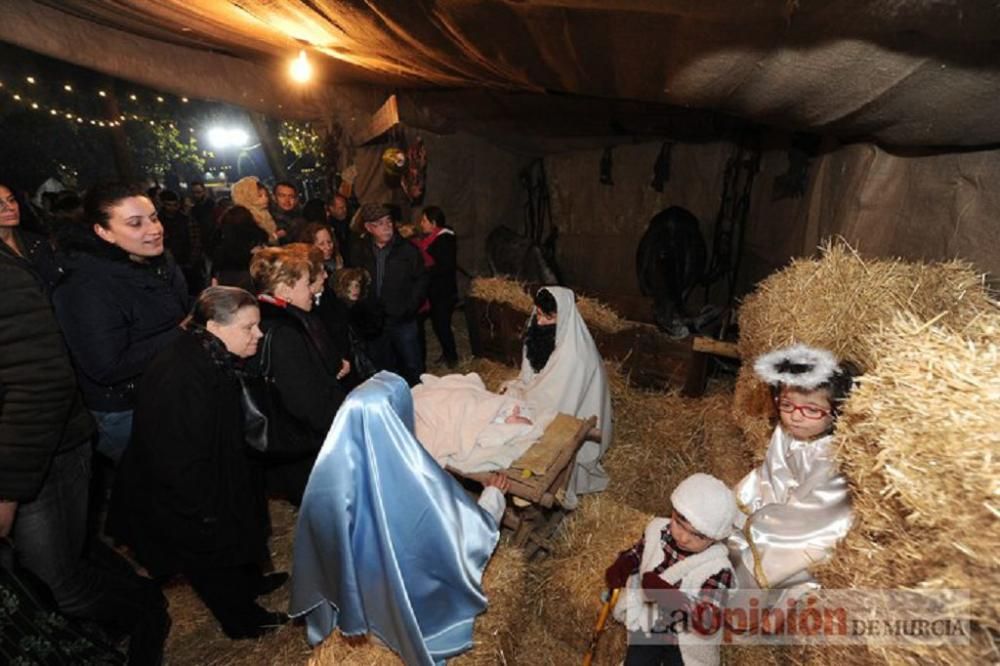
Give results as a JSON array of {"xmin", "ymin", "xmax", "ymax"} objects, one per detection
[{"xmin": 670, "ymin": 473, "xmax": 737, "ymax": 540}]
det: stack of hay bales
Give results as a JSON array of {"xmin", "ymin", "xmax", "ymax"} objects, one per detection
[
  {"xmin": 735, "ymin": 241, "xmax": 991, "ymax": 454},
  {"xmin": 733, "ymin": 240, "xmax": 997, "ymax": 664},
  {"xmin": 470, "ymin": 276, "xmax": 631, "ymax": 333},
  {"xmin": 307, "ymin": 544, "xmax": 529, "ymax": 665},
  {"xmin": 807, "ymin": 310, "xmax": 1000, "ymax": 665}
]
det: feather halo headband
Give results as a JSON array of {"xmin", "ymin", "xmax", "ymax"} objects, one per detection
[{"xmin": 753, "ymin": 344, "xmax": 839, "ymax": 390}]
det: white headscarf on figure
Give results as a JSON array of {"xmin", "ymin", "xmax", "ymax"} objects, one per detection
[{"xmin": 503, "ymin": 286, "xmax": 613, "ymax": 509}]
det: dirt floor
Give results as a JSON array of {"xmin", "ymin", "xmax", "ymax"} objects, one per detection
[{"xmin": 161, "ymin": 308, "xmax": 736, "ymax": 665}]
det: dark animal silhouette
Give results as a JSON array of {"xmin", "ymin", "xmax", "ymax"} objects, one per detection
[
  {"xmin": 636, "ymin": 206, "xmax": 707, "ymax": 337},
  {"xmin": 486, "ymin": 225, "xmax": 559, "ymax": 285}
]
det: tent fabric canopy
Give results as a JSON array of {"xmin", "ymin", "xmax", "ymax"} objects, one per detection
[{"xmin": 3, "ymin": 0, "xmax": 1000, "ymax": 147}]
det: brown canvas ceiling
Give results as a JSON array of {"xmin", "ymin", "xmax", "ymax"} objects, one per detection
[{"xmin": 3, "ymin": 0, "xmax": 1000, "ymax": 147}]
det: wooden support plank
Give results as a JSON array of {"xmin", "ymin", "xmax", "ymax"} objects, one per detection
[
  {"xmin": 447, "ymin": 466, "xmax": 537, "ymax": 501},
  {"xmin": 512, "ymin": 413, "xmax": 583, "ymax": 476},
  {"xmin": 691, "ymin": 336, "xmax": 740, "ymax": 359},
  {"xmin": 529, "ymin": 415, "xmax": 596, "ymax": 505}
]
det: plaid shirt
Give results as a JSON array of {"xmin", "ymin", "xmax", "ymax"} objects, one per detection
[{"xmin": 617, "ymin": 525, "xmax": 733, "ymax": 610}]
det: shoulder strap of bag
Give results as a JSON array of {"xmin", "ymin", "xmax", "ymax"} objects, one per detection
[{"xmin": 258, "ymin": 327, "xmax": 275, "ymax": 379}]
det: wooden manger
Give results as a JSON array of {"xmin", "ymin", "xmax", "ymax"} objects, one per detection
[{"xmin": 448, "ymin": 413, "xmax": 600, "ymax": 559}]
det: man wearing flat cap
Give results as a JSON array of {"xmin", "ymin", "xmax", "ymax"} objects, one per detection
[{"xmin": 350, "ymin": 203, "xmax": 427, "ymax": 385}]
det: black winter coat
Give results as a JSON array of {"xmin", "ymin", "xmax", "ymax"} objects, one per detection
[
  {"xmin": 52, "ymin": 229, "xmax": 189, "ymax": 412},
  {"xmin": 313, "ymin": 288, "xmax": 351, "ymax": 362},
  {"xmin": 350, "ymin": 234, "xmax": 427, "ymax": 325},
  {"xmin": 0, "ymin": 236, "xmax": 95, "ymax": 501},
  {"xmin": 250, "ymin": 299, "xmax": 347, "ymax": 504},
  {"xmin": 107, "ymin": 330, "xmax": 269, "ymax": 576},
  {"xmin": 425, "ymin": 229, "xmax": 458, "ymax": 304},
  {"xmin": 252, "ymin": 300, "xmax": 346, "ymax": 452}
]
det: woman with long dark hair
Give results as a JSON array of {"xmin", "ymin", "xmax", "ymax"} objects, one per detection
[{"xmin": 52, "ymin": 182, "xmax": 189, "ymax": 463}]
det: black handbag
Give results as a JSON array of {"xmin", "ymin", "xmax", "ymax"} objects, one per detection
[
  {"xmin": 347, "ymin": 325, "xmax": 378, "ymax": 382},
  {"xmin": 239, "ymin": 329, "xmax": 274, "ymax": 453}
]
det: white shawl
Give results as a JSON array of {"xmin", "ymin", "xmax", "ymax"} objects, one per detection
[
  {"xmin": 503, "ymin": 286, "xmax": 613, "ymax": 508},
  {"xmin": 613, "ymin": 518, "xmax": 730, "ymax": 666}
]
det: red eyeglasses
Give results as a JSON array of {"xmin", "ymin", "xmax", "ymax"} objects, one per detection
[{"xmin": 775, "ymin": 398, "xmax": 831, "ymax": 420}]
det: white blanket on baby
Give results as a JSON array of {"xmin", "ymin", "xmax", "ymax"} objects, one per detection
[{"xmin": 412, "ymin": 373, "xmax": 556, "ymax": 472}]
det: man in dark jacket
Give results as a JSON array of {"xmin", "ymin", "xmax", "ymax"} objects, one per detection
[
  {"xmin": 160, "ymin": 189, "xmax": 204, "ymax": 294},
  {"xmin": 0, "ymin": 225, "xmax": 170, "ymax": 665},
  {"xmin": 272, "ymin": 181, "xmax": 305, "ymax": 244},
  {"xmin": 350, "ymin": 203, "xmax": 428, "ymax": 386},
  {"xmin": 188, "ymin": 180, "xmax": 218, "ymax": 254}
]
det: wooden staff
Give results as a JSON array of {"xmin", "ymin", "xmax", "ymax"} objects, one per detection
[{"xmin": 582, "ymin": 587, "xmax": 621, "ymax": 666}]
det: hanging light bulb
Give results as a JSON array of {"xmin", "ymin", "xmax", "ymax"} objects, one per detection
[{"xmin": 289, "ymin": 49, "xmax": 313, "ymax": 83}]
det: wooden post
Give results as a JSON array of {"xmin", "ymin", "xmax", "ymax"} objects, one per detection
[{"xmin": 248, "ymin": 111, "xmax": 289, "ymax": 182}]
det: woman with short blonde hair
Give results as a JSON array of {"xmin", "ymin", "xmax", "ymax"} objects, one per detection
[{"xmin": 248, "ymin": 246, "xmax": 347, "ymax": 505}]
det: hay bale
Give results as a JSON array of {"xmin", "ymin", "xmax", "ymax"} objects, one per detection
[
  {"xmin": 809, "ymin": 309, "xmax": 1000, "ymax": 665},
  {"xmin": 470, "ymin": 276, "xmax": 631, "ymax": 333},
  {"xmin": 733, "ymin": 240, "xmax": 991, "ymax": 452},
  {"xmin": 516, "ymin": 624, "xmax": 585, "ymax": 665},
  {"xmin": 698, "ymin": 391, "xmax": 758, "ymax": 488},
  {"xmin": 455, "ymin": 356, "xmax": 520, "ymax": 393},
  {"xmin": 453, "ymin": 545, "xmax": 529, "ymax": 665},
  {"xmin": 601, "ymin": 372, "xmax": 700, "ymax": 514},
  {"xmin": 469, "ymin": 276, "xmax": 535, "ymax": 313},
  {"xmin": 308, "ymin": 543, "xmax": 528, "ymax": 665},
  {"xmin": 530, "ymin": 496, "xmax": 652, "ymax": 650}
]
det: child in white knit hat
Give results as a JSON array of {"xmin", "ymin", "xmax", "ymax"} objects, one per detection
[{"xmin": 605, "ymin": 473, "xmax": 737, "ymax": 666}]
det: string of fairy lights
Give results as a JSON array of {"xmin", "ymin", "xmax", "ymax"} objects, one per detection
[
  {"xmin": 0, "ymin": 73, "xmax": 196, "ymax": 129},
  {"xmin": 1, "ymin": 56, "xmax": 324, "ymax": 181}
]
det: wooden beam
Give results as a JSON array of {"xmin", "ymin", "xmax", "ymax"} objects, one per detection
[{"xmin": 691, "ymin": 336, "xmax": 740, "ymax": 359}]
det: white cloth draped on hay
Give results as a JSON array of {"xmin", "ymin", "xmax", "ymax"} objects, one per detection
[
  {"xmin": 501, "ymin": 286, "xmax": 613, "ymax": 509},
  {"xmin": 412, "ymin": 372, "xmax": 556, "ymax": 472},
  {"xmin": 727, "ymin": 424, "xmax": 853, "ymax": 599}
]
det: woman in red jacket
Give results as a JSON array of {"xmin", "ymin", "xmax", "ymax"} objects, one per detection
[{"xmin": 412, "ymin": 206, "xmax": 458, "ymax": 368}]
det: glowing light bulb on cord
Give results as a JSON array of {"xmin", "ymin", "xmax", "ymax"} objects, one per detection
[{"xmin": 290, "ymin": 49, "xmax": 313, "ymax": 83}]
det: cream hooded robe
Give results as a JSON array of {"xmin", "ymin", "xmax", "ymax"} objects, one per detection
[{"xmin": 503, "ymin": 286, "xmax": 613, "ymax": 509}]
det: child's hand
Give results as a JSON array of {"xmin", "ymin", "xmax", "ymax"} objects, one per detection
[{"xmin": 485, "ymin": 472, "xmax": 510, "ymax": 494}]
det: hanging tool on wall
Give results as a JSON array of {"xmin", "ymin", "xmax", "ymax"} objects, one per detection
[
  {"xmin": 599, "ymin": 147, "xmax": 614, "ymax": 185},
  {"xmin": 650, "ymin": 141, "xmax": 674, "ymax": 192},
  {"xmin": 772, "ymin": 132, "xmax": 820, "ymax": 201},
  {"xmin": 703, "ymin": 133, "xmax": 761, "ymax": 308}
]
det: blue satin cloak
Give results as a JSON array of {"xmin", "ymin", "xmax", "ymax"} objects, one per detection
[{"xmin": 289, "ymin": 372, "xmax": 500, "ymax": 665}]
